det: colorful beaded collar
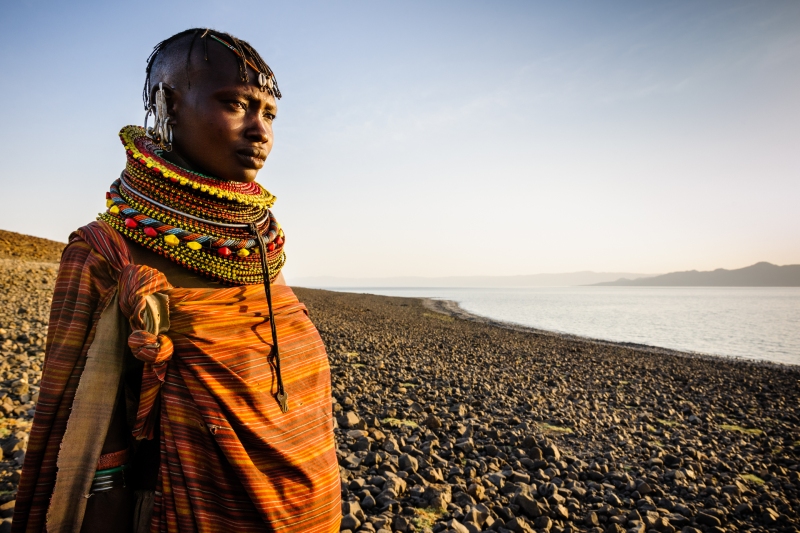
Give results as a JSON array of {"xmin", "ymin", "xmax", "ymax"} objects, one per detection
[
  {"xmin": 118, "ymin": 125, "xmax": 276, "ymax": 208},
  {"xmin": 98, "ymin": 126, "xmax": 286, "ymax": 285}
]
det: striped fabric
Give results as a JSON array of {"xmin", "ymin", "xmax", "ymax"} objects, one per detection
[
  {"xmin": 13, "ymin": 221, "xmax": 341, "ymax": 532},
  {"xmin": 13, "ymin": 227, "xmax": 121, "ymax": 533}
]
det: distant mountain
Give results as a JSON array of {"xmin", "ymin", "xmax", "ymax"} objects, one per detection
[
  {"xmin": 290, "ymin": 272, "xmax": 655, "ymax": 288},
  {"xmin": 593, "ymin": 262, "xmax": 800, "ymax": 287}
]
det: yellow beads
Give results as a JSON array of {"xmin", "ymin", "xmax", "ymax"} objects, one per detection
[
  {"xmin": 237, "ymin": 248, "xmax": 250, "ymax": 257},
  {"xmin": 187, "ymin": 241, "xmax": 202, "ymax": 251},
  {"xmin": 106, "ymin": 199, "xmax": 114, "ymax": 208},
  {"xmin": 120, "ymin": 126, "xmax": 277, "ymax": 208},
  {"xmin": 99, "ymin": 211, "xmax": 286, "ymax": 285},
  {"xmin": 109, "ymin": 205, "xmax": 120, "ymax": 215}
]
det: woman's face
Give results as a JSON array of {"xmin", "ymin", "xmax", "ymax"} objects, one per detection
[{"xmin": 161, "ymin": 44, "xmax": 277, "ymax": 183}]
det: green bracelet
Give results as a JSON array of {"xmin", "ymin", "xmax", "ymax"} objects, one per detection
[{"xmin": 94, "ymin": 464, "xmax": 129, "ymax": 478}]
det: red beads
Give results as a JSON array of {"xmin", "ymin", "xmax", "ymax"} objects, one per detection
[
  {"xmin": 267, "ymin": 242, "xmax": 276, "ymax": 252},
  {"xmin": 124, "ymin": 218, "xmax": 138, "ymax": 229},
  {"xmin": 143, "ymin": 227, "xmax": 158, "ymax": 238},
  {"xmin": 276, "ymin": 237, "xmax": 284, "ymax": 245},
  {"xmin": 217, "ymin": 247, "xmax": 232, "ymax": 257}
]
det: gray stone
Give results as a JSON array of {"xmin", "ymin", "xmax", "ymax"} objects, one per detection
[
  {"xmin": 341, "ymin": 501, "xmax": 365, "ymax": 521},
  {"xmin": 363, "ymin": 451, "xmax": 381, "ymax": 466},
  {"xmin": 452, "ymin": 491, "xmax": 476, "ymax": 507},
  {"xmin": 337, "ymin": 411, "xmax": 361, "ymax": 428},
  {"xmin": 399, "ymin": 453, "xmax": 418, "ymax": 473},
  {"xmin": 534, "ymin": 515, "xmax": 552, "ymax": 531},
  {"xmin": 424, "ymin": 414, "xmax": 442, "ymax": 429},
  {"xmin": 10, "ymin": 379, "xmax": 28, "ymax": 397},
  {"xmin": 516, "ymin": 492, "xmax": 542, "ymax": 518},
  {"xmin": 487, "ymin": 472, "xmax": 505, "ymax": 488},
  {"xmin": 423, "ymin": 484, "xmax": 452, "ymax": 508},
  {"xmin": 340, "ymin": 513, "xmax": 361, "ymax": 531},
  {"xmin": 442, "ymin": 518, "xmax": 469, "ymax": 533},
  {"xmin": 694, "ymin": 512, "xmax": 721, "ymax": 527},
  {"xmin": 505, "ymin": 516, "xmax": 535, "ymax": 533},
  {"xmin": 543, "ymin": 443, "xmax": 560, "ymax": 460},
  {"xmin": 392, "ymin": 515, "xmax": 412, "ymax": 533},
  {"xmin": 455, "ymin": 437, "xmax": 474, "ymax": 454},
  {"xmin": 636, "ymin": 481, "xmax": 652, "ymax": 496},
  {"xmin": 361, "ymin": 493, "xmax": 376, "ymax": 509},
  {"xmin": 467, "ymin": 482, "xmax": 486, "ymax": 501},
  {"xmin": 552, "ymin": 504, "xmax": 569, "ymax": 520}
]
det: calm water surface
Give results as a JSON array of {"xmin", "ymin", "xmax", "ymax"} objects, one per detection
[{"xmin": 321, "ymin": 287, "xmax": 800, "ymax": 365}]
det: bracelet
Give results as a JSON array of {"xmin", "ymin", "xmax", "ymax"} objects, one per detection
[{"xmin": 91, "ymin": 463, "xmax": 130, "ymax": 493}]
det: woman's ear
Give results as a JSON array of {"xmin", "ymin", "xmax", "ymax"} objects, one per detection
[{"xmin": 150, "ymin": 83, "xmax": 179, "ymax": 124}]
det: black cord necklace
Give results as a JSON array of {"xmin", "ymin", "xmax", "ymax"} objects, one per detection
[{"xmin": 250, "ymin": 222, "xmax": 288, "ymax": 413}]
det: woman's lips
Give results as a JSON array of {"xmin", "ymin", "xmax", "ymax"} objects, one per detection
[{"xmin": 236, "ymin": 148, "xmax": 266, "ymax": 168}]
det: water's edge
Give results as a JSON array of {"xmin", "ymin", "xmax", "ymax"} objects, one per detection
[{"xmin": 421, "ymin": 297, "xmax": 799, "ymax": 370}]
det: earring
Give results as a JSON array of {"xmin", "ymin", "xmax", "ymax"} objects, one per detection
[{"xmin": 144, "ymin": 82, "xmax": 173, "ymax": 152}]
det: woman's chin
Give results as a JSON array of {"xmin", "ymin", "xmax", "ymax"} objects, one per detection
[{"xmin": 223, "ymin": 169, "xmax": 259, "ymax": 183}]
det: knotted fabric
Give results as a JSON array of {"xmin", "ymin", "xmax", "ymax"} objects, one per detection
[{"xmin": 118, "ymin": 263, "xmax": 173, "ymax": 440}]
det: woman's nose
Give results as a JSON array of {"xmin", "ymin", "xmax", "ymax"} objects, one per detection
[{"xmin": 245, "ymin": 115, "xmax": 271, "ymax": 142}]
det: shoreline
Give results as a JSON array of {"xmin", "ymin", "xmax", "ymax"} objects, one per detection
[{"xmin": 420, "ymin": 297, "xmax": 799, "ymax": 371}]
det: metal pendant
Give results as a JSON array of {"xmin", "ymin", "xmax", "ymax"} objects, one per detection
[{"xmin": 277, "ymin": 391, "xmax": 289, "ymax": 413}]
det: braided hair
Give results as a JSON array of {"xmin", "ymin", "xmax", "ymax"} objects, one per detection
[{"xmin": 143, "ymin": 28, "xmax": 281, "ymax": 110}]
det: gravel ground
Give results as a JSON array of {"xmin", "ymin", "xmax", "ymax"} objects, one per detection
[
  {"xmin": 0, "ymin": 230, "xmax": 798, "ymax": 532},
  {"xmin": 293, "ymin": 287, "xmax": 800, "ymax": 533},
  {"xmin": 0, "ymin": 258, "xmax": 56, "ymax": 529}
]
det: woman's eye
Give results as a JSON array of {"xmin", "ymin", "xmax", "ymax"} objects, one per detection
[
  {"xmin": 230, "ymin": 101, "xmax": 247, "ymax": 110},
  {"xmin": 264, "ymin": 113, "xmax": 276, "ymax": 120}
]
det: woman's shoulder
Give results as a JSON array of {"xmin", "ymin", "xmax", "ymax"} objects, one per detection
[{"xmin": 53, "ymin": 221, "xmax": 128, "ymax": 288}]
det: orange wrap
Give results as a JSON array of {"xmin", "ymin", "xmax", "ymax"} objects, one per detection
[{"xmin": 13, "ymin": 221, "xmax": 341, "ymax": 533}]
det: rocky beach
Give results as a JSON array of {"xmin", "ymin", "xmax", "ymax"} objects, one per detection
[
  {"xmin": 0, "ymin": 230, "xmax": 798, "ymax": 532},
  {"xmin": 0, "ymin": 230, "xmax": 61, "ymax": 528}
]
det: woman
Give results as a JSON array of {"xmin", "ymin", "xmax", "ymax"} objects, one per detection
[{"xmin": 13, "ymin": 29, "xmax": 341, "ymax": 533}]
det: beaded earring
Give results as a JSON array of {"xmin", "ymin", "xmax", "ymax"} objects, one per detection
[{"xmin": 144, "ymin": 82, "xmax": 173, "ymax": 152}]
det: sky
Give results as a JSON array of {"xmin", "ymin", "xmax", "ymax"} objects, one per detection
[{"xmin": 0, "ymin": 1, "xmax": 798, "ymax": 279}]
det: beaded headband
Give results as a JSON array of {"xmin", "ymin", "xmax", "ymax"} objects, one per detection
[{"xmin": 206, "ymin": 32, "xmax": 281, "ymax": 98}]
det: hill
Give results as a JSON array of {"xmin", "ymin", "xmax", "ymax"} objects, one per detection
[
  {"xmin": 0, "ymin": 229, "xmax": 65, "ymax": 263},
  {"xmin": 594, "ymin": 262, "xmax": 800, "ymax": 287}
]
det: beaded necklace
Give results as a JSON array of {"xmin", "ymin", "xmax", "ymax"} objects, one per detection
[{"xmin": 99, "ymin": 125, "xmax": 286, "ymax": 285}]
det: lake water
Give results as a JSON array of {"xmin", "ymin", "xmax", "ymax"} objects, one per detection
[{"xmin": 320, "ymin": 287, "xmax": 800, "ymax": 365}]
